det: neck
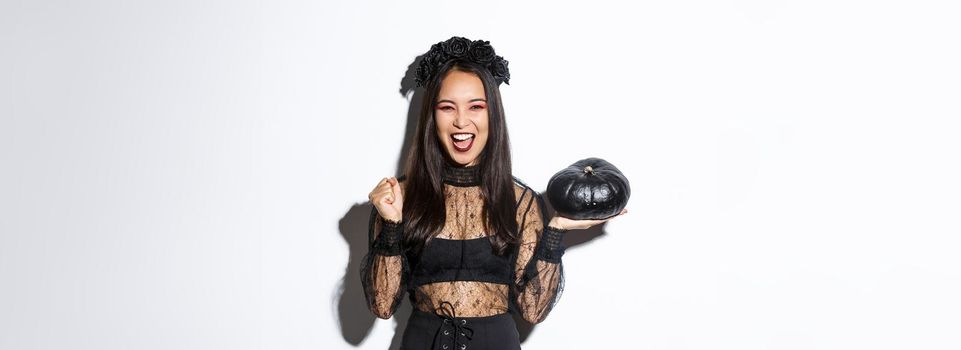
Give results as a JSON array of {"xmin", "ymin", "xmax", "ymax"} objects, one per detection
[{"xmin": 442, "ymin": 161, "xmax": 481, "ymax": 187}]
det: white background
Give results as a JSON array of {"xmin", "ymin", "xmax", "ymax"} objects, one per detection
[{"xmin": 2, "ymin": 0, "xmax": 960, "ymax": 349}]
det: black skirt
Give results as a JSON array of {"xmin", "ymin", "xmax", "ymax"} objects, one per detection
[{"xmin": 400, "ymin": 305, "xmax": 522, "ymax": 350}]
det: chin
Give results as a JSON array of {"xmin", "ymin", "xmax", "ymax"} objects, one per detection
[
  {"xmin": 445, "ymin": 149, "xmax": 477, "ymax": 166},
  {"xmin": 451, "ymin": 156, "xmax": 474, "ymax": 166}
]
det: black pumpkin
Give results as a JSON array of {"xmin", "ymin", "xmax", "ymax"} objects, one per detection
[{"xmin": 546, "ymin": 157, "xmax": 631, "ymax": 220}]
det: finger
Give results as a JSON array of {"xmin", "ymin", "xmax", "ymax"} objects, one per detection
[
  {"xmin": 598, "ymin": 215, "xmax": 619, "ymax": 224},
  {"xmin": 386, "ymin": 178, "xmax": 397, "ymax": 194},
  {"xmin": 390, "ymin": 177, "xmax": 403, "ymax": 201},
  {"xmin": 372, "ymin": 178, "xmax": 389, "ymax": 196}
]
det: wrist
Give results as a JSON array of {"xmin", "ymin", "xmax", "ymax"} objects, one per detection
[
  {"xmin": 547, "ymin": 217, "xmax": 570, "ymax": 232},
  {"xmin": 536, "ymin": 225, "xmax": 567, "ymax": 263},
  {"xmin": 373, "ymin": 218, "xmax": 404, "ymax": 255},
  {"xmin": 380, "ymin": 217, "xmax": 404, "ymax": 236}
]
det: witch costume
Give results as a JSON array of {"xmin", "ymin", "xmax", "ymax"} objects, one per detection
[{"xmin": 360, "ymin": 35, "xmax": 569, "ymax": 350}]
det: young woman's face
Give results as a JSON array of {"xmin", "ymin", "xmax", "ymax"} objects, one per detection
[{"xmin": 434, "ymin": 70, "xmax": 490, "ymax": 167}]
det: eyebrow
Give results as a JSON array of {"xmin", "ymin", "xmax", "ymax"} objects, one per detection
[{"xmin": 436, "ymin": 98, "xmax": 487, "ymax": 105}]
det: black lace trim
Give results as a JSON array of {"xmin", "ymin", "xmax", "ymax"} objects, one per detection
[
  {"xmin": 372, "ymin": 219, "xmax": 405, "ymax": 256},
  {"xmin": 442, "ymin": 162, "xmax": 481, "ymax": 187},
  {"xmin": 536, "ymin": 226, "xmax": 567, "ymax": 263}
]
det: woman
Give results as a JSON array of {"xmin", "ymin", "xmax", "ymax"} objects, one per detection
[{"xmin": 360, "ymin": 36, "xmax": 626, "ymax": 350}]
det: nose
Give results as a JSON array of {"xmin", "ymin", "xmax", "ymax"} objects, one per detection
[{"xmin": 453, "ymin": 111, "xmax": 470, "ymax": 128}]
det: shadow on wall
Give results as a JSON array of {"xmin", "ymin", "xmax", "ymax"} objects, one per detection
[{"xmin": 332, "ymin": 55, "xmax": 611, "ymax": 349}]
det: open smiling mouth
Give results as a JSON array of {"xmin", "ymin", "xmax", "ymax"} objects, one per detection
[{"xmin": 451, "ymin": 133, "xmax": 475, "ymax": 152}]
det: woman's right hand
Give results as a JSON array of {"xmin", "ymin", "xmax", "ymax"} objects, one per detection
[{"xmin": 368, "ymin": 176, "xmax": 404, "ymax": 223}]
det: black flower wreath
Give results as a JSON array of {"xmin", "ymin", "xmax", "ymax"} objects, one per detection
[{"xmin": 414, "ymin": 36, "xmax": 511, "ymax": 87}]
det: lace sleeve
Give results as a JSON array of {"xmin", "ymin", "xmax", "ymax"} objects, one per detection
[
  {"xmin": 512, "ymin": 188, "xmax": 567, "ymax": 324},
  {"xmin": 359, "ymin": 205, "xmax": 410, "ymax": 319}
]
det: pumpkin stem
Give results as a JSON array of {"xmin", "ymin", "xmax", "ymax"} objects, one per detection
[{"xmin": 584, "ymin": 165, "xmax": 595, "ymax": 175}]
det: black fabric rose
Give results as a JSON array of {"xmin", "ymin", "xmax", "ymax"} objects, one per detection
[
  {"xmin": 415, "ymin": 58, "xmax": 433, "ymax": 86},
  {"xmin": 467, "ymin": 40, "xmax": 496, "ymax": 64},
  {"xmin": 415, "ymin": 49, "xmax": 450, "ymax": 86},
  {"xmin": 443, "ymin": 36, "xmax": 472, "ymax": 58},
  {"xmin": 490, "ymin": 59, "xmax": 510, "ymax": 85}
]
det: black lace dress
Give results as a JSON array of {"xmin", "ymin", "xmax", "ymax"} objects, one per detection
[{"xmin": 360, "ymin": 163, "xmax": 568, "ymax": 350}]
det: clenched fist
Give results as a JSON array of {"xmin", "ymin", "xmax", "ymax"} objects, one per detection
[{"xmin": 368, "ymin": 176, "xmax": 404, "ymax": 223}]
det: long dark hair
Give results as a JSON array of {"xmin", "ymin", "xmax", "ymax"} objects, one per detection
[{"xmin": 401, "ymin": 58, "xmax": 518, "ymax": 257}]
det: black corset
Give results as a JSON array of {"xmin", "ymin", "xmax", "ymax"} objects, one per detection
[{"xmin": 410, "ymin": 236, "xmax": 513, "ymax": 287}]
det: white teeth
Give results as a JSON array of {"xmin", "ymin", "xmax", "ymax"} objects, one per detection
[{"xmin": 452, "ymin": 134, "xmax": 474, "ymax": 141}]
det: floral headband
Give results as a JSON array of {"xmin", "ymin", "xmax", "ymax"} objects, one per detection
[{"xmin": 414, "ymin": 36, "xmax": 511, "ymax": 88}]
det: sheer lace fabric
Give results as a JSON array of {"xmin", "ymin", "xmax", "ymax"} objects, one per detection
[{"xmin": 360, "ymin": 167, "xmax": 566, "ymax": 324}]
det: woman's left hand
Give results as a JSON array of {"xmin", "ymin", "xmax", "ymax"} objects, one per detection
[{"xmin": 548, "ymin": 208, "xmax": 628, "ymax": 231}]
